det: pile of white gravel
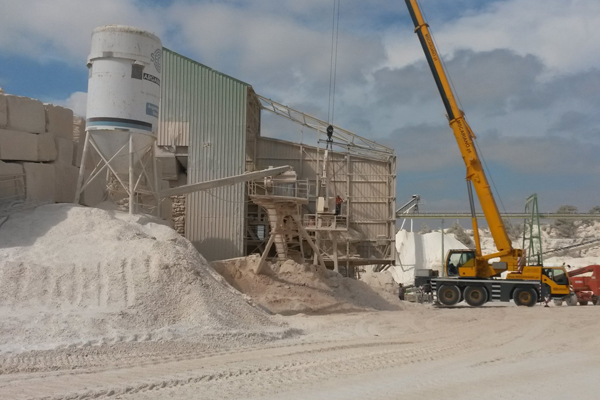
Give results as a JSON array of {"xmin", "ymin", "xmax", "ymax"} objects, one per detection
[{"xmin": 0, "ymin": 204, "xmax": 287, "ymax": 353}]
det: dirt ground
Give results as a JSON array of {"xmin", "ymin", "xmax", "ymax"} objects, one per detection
[{"xmin": 1, "ymin": 304, "xmax": 599, "ymax": 400}]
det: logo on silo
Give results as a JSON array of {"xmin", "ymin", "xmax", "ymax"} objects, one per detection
[{"xmin": 151, "ymin": 49, "xmax": 162, "ymax": 73}]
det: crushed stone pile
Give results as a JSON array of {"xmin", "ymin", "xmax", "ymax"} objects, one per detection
[
  {"xmin": 211, "ymin": 256, "xmax": 403, "ymax": 315},
  {"xmin": 359, "ymin": 267, "xmax": 399, "ymax": 300},
  {"xmin": 0, "ymin": 204, "xmax": 288, "ymax": 353}
]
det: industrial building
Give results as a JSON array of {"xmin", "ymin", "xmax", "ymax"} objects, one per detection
[{"xmin": 156, "ymin": 48, "xmax": 396, "ymax": 272}]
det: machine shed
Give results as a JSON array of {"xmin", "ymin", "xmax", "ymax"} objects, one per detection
[
  {"xmin": 249, "ymin": 137, "xmax": 396, "ymax": 269},
  {"xmin": 158, "ymin": 48, "xmax": 396, "ymax": 268},
  {"xmin": 158, "ymin": 48, "xmax": 256, "ymax": 261}
]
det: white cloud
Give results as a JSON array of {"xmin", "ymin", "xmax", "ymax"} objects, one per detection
[
  {"xmin": 165, "ymin": 2, "xmax": 385, "ymax": 103},
  {"xmin": 385, "ymin": 0, "xmax": 600, "ymax": 76},
  {"xmin": 52, "ymin": 91, "xmax": 88, "ymax": 117},
  {"xmin": 0, "ymin": 0, "xmax": 166, "ymax": 64}
]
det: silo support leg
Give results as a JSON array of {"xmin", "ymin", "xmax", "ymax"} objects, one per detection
[
  {"xmin": 255, "ymin": 233, "xmax": 276, "ymax": 275},
  {"xmin": 74, "ymin": 132, "xmax": 91, "ymax": 204},
  {"xmin": 152, "ymin": 148, "xmax": 161, "ymax": 217},
  {"xmin": 129, "ymin": 134, "xmax": 135, "ymax": 214}
]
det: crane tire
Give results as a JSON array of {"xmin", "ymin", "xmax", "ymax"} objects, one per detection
[
  {"xmin": 579, "ymin": 301, "xmax": 589, "ymax": 306},
  {"xmin": 513, "ymin": 287, "xmax": 538, "ymax": 307},
  {"xmin": 593, "ymin": 297, "xmax": 600, "ymax": 306},
  {"xmin": 437, "ymin": 285, "xmax": 461, "ymax": 306},
  {"xmin": 464, "ymin": 286, "xmax": 488, "ymax": 307},
  {"xmin": 566, "ymin": 295, "xmax": 579, "ymax": 306}
]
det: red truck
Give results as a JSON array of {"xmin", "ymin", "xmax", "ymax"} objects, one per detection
[{"xmin": 564, "ymin": 265, "xmax": 600, "ymax": 305}]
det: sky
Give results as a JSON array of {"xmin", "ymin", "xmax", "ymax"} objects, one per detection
[{"xmin": 1, "ymin": 0, "xmax": 599, "ymax": 216}]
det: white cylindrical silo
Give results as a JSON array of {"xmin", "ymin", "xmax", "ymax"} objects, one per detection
[
  {"xmin": 85, "ymin": 25, "xmax": 162, "ymax": 174},
  {"xmin": 76, "ymin": 25, "xmax": 163, "ymax": 214}
]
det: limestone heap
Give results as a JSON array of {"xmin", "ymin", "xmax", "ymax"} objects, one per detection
[{"xmin": 0, "ymin": 204, "xmax": 286, "ymax": 352}]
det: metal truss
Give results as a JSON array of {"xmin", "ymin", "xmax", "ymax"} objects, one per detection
[
  {"xmin": 523, "ymin": 194, "xmax": 543, "ymax": 266},
  {"xmin": 257, "ymin": 95, "xmax": 394, "ymax": 161}
]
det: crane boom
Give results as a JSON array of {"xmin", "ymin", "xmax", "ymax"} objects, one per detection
[{"xmin": 405, "ymin": 0, "xmax": 522, "ymax": 277}]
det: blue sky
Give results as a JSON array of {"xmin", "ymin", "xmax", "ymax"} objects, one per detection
[{"xmin": 1, "ymin": 0, "xmax": 599, "ymax": 216}]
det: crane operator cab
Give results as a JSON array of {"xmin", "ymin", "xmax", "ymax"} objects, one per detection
[
  {"xmin": 542, "ymin": 267, "xmax": 570, "ymax": 286},
  {"xmin": 445, "ymin": 250, "xmax": 476, "ymax": 277},
  {"xmin": 537, "ymin": 266, "xmax": 572, "ymax": 299}
]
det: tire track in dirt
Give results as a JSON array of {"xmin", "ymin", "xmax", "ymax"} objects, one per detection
[
  {"xmin": 0, "ymin": 339, "xmax": 446, "ymax": 398},
  {"xmin": 0, "ymin": 307, "xmax": 497, "ymax": 377},
  {"xmin": 0, "ymin": 319, "xmax": 521, "ymax": 400},
  {"xmin": 110, "ymin": 330, "xmax": 522, "ymax": 400},
  {"xmin": 4, "ymin": 307, "xmax": 596, "ymax": 400}
]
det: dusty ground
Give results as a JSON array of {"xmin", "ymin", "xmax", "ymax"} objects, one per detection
[
  {"xmin": 1, "ymin": 304, "xmax": 599, "ymax": 400},
  {"xmin": 2, "ymin": 206, "xmax": 598, "ymax": 399}
]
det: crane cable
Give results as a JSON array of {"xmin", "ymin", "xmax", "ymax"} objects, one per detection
[
  {"xmin": 326, "ymin": 0, "xmax": 342, "ymax": 200},
  {"xmin": 418, "ymin": 0, "xmax": 508, "ymax": 214},
  {"xmin": 327, "ymin": 0, "xmax": 341, "ymax": 126}
]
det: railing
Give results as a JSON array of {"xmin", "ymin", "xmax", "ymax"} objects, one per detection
[
  {"xmin": 248, "ymin": 179, "xmax": 310, "ymax": 200},
  {"xmin": 303, "ymin": 213, "xmax": 348, "ymax": 231}
]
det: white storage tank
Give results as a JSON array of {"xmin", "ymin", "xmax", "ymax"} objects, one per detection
[{"xmin": 85, "ymin": 25, "xmax": 162, "ymax": 173}]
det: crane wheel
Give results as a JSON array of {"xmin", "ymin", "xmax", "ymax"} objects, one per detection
[
  {"xmin": 566, "ymin": 295, "xmax": 579, "ymax": 306},
  {"xmin": 513, "ymin": 287, "xmax": 538, "ymax": 307},
  {"xmin": 579, "ymin": 301, "xmax": 588, "ymax": 306},
  {"xmin": 464, "ymin": 286, "xmax": 488, "ymax": 307},
  {"xmin": 593, "ymin": 297, "xmax": 600, "ymax": 306},
  {"xmin": 437, "ymin": 285, "xmax": 461, "ymax": 306}
]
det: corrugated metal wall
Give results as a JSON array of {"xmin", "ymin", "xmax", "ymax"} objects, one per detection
[
  {"xmin": 159, "ymin": 48, "xmax": 248, "ymax": 261},
  {"xmin": 255, "ymin": 137, "xmax": 396, "ymax": 262}
]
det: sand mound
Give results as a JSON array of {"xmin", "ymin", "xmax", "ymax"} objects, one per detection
[
  {"xmin": 359, "ymin": 267, "xmax": 400, "ymax": 299},
  {"xmin": 0, "ymin": 204, "xmax": 285, "ymax": 353},
  {"xmin": 211, "ymin": 256, "xmax": 403, "ymax": 315}
]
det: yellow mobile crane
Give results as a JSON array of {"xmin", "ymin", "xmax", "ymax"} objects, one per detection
[{"xmin": 405, "ymin": 0, "xmax": 572, "ymax": 306}]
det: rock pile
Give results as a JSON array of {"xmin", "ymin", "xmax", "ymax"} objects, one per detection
[
  {"xmin": 0, "ymin": 204, "xmax": 286, "ymax": 353},
  {"xmin": 211, "ymin": 256, "xmax": 403, "ymax": 315}
]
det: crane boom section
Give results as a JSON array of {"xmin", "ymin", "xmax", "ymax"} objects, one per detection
[{"xmin": 405, "ymin": 0, "xmax": 515, "ymax": 266}]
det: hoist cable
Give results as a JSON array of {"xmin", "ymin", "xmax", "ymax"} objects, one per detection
[
  {"xmin": 331, "ymin": 0, "xmax": 341, "ymax": 124},
  {"xmin": 327, "ymin": 0, "xmax": 337, "ymax": 124}
]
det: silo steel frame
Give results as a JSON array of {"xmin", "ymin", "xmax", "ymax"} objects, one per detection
[{"xmin": 74, "ymin": 132, "xmax": 160, "ymax": 215}]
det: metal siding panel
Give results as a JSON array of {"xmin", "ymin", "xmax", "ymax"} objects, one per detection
[
  {"xmin": 188, "ymin": 77, "xmax": 247, "ymax": 262},
  {"xmin": 255, "ymin": 137, "xmax": 396, "ymax": 262},
  {"xmin": 160, "ymin": 49, "xmax": 247, "ymax": 261},
  {"xmin": 158, "ymin": 50, "xmax": 192, "ymax": 146}
]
